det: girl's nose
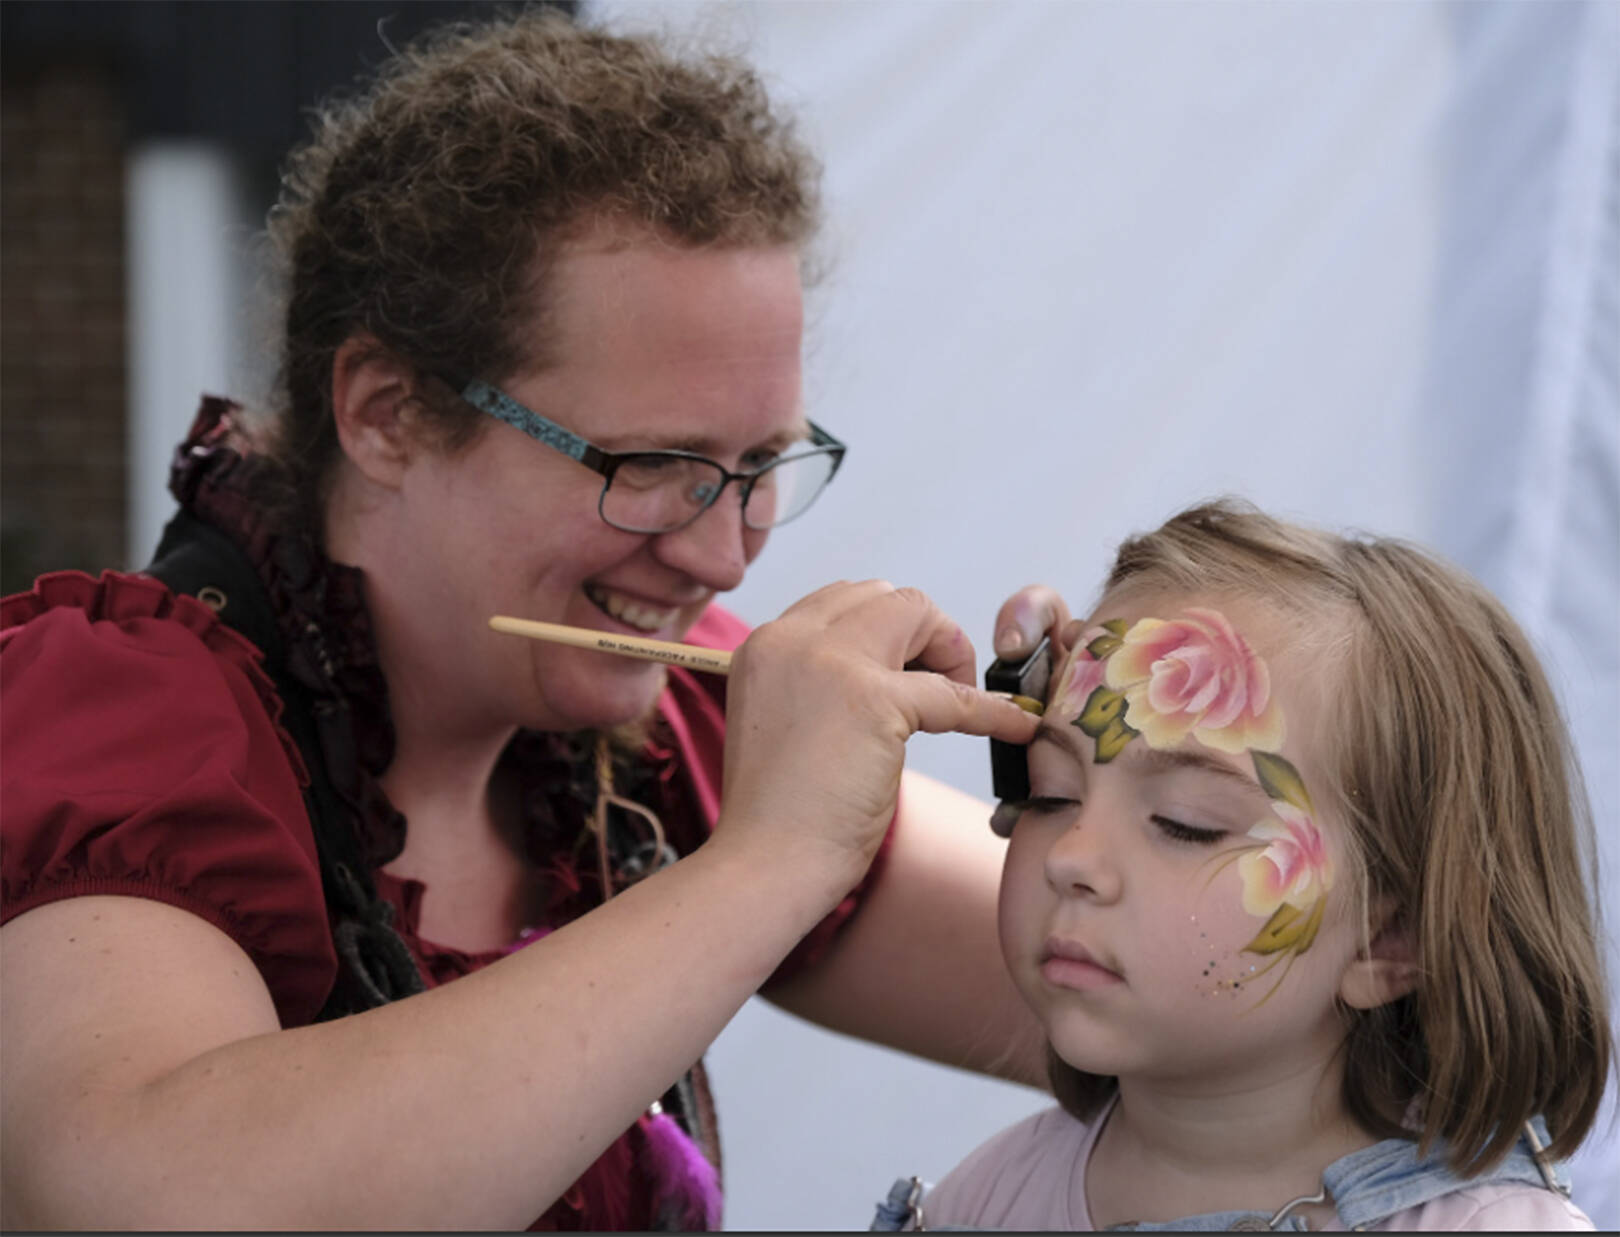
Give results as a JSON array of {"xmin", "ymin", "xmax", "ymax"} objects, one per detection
[
  {"xmin": 652, "ymin": 489, "xmax": 759, "ymax": 592},
  {"xmin": 1043, "ymin": 806, "xmax": 1123, "ymax": 903}
]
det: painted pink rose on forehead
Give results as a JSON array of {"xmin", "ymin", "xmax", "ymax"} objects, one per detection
[
  {"xmin": 1048, "ymin": 625, "xmax": 1112, "ymax": 721},
  {"xmin": 1104, "ymin": 608, "xmax": 1284, "ymax": 755}
]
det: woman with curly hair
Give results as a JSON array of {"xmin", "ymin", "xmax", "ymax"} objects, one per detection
[{"xmin": 0, "ymin": 13, "xmax": 1049, "ymax": 1229}]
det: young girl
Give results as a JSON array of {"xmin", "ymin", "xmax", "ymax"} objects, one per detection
[{"xmin": 876, "ymin": 499, "xmax": 1610, "ymax": 1231}]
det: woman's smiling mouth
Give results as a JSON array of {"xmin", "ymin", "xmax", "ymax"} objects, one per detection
[{"xmin": 584, "ymin": 583, "xmax": 682, "ymax": 633}]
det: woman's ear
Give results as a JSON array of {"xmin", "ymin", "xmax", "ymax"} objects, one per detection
[
  {"xmin": 1338, "ymin": 910, "xmax": 1419, "ymax": 1011},
  {"xmin": 330, "ymin": 334, "xmax": 422, "ymax": 490}
]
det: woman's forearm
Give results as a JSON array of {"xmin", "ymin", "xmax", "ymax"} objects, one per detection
[
  {"xmin": 2, "ymin": 838, "xmax": 836, "ymax": 1230},
  {"xmin": 767, "ymin": 771, "xmax": 1048, "ymax": 1088}
]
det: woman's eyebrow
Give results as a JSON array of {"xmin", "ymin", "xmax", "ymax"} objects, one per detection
[{"xmin": 599, "ymin": 422, "xmax": 808, "ymax": 456}]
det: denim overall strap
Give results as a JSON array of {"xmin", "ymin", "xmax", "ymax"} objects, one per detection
[
  {"xmin": 868, "ymin": 1179, "xmax": 1317, "ymax": 1232},
  {"xmin": 871, "ymin": 1119, "xmax": 1569, "ymax": 1232},
  {"xmin": 871, "ymin": 1178, "xmax": 925, "ymax": 1231},
  {"xmin": 1094, "ymin": 1194, "xmax": 1324, "ymax": 1231},
  {"xmin": 1323, "ymin": 1117, "xmax": 1570, "ymax": 1231}
]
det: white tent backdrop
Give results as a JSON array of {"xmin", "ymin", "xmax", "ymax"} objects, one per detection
[
  {"xmin": 579, "ymin": 1, "xmax": 1616, "ymax": 1228},
  {"xmin": 125, "ymin": 0, "xmax": 1616, "ymax": 1229}
]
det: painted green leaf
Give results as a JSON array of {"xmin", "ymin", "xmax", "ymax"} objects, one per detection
[
  {"xmin": 1251, "ymin": 750, "xmax": 1314, "ymax": 814},
  {"xmin": 1077, "ymin": 686, "xmax": 1125, "ymax": 735},
  {"xmin": 1093, "ymin": 718, "xmax": 1138, "ymax": 763},
  {"xmin": 1292, "ymin": 898, "xmax": 1325, "ymax": 956},
  {"xmin": 1245, "ymin": 903, "xmax": 1301, "ymax": 954},
  {"xmin": 1075, "ymin": 687, "xmax": 1138, "ymax": 762},
  {"xmin": 1087, "ymin": 634, "xmax": 1123, "ymax": 659},
  {"xmin": 1243, "ymin": 897, "xmax": 1324, "ymax": 957},
  {"xmin": 1086, "ymin": 619, "xmax": 1129, "ymax": 658}
]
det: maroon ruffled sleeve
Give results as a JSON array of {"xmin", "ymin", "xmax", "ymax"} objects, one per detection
[
  {"xmin": 1, "ymin": 570, "xmax": 338, "ymax": 1026},
  {"xmin": 658, "ymin": 603, "xmax": 895, "ymax": 985}
]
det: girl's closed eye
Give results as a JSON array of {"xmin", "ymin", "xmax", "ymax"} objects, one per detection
[
  {"xmin": 1021, "ymin": 794, "xmax": 1082, "ymax": 816},
  {"xmin": 1151, "ymin": 814, "xmax": 1228, "ymax": 846}
]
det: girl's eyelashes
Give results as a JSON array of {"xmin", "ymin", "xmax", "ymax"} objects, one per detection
[
  {"xmin": 1152, "ymin": 814, "xmax": 1228, "ymax": 846},
  {"xmin": 1019, "ymin": 795, "xmax": 1081, "ymax": 816}
]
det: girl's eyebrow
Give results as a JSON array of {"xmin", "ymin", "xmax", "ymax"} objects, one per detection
[
  {"xmin": 1031, "ymin": 721, "xmax": 1273, "ymax": 801},
  {"xmin": 1031, "ymin": 719, "xmax": 1088, "ymax": 758},
  {"xmin": 1129, "ymin": 746, "xmax": 1271, "ymax": 801}
]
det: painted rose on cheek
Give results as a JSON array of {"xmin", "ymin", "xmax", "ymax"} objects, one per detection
[
  {"xmin": 1227, "ymin": 750, "xmax": 1336, "ymax": 986},
  {"xmin": 1240, "ymin": 802, "xmax": 1332, "ymax": 919},
  {"xmin": 1238, "ymin": 802, "xmax": 1333, "ymax": 961},
  {"xmin": 1104, "ymin": 608, "xmax": 1284, "ymax": 755}
]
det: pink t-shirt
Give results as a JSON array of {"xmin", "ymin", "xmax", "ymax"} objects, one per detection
[{"xmin": 922, "ymin": 1103, "xmax": 1594, "ymax": 1231}]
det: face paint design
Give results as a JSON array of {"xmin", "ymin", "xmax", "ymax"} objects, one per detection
[{"xmin": 1047, "ymin": 609, "xmax": 1334, "ymax": 990}]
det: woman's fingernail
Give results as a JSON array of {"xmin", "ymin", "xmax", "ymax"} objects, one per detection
[
  {"xmin": 994, "ymin": 626, "xmax": 1025, "ymax": 657},
  {"xmin": 987, "ymin": 691, "xmax": 1046, "ymax": 716}
]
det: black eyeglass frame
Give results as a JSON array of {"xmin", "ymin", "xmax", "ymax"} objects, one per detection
[{"xmin": 458, "ymin": 378, "xmax": 847, "ymax": 533}]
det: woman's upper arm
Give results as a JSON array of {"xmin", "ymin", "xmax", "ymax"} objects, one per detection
[
  {"xmin": 0, "ymin": 894, "xmax": 283, "ymax": 1229},
  {"xmin": 2, "ymin": 575, "xmax": 338, "ymax": 1024}
]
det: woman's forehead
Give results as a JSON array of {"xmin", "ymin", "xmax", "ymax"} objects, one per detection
[{"xmin": 498, "ymin": 235, "xmax": 808, "ymax": 451}]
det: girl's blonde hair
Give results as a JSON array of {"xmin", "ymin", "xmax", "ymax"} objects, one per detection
[{"xmin": 1049, "ymin": 498, "xmax": 1610, "ymax": 1174}]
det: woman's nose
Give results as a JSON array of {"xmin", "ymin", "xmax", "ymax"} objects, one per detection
[
  {"xmin": 652, "ymin": 489, "xmax": 759, "ymax": 592},
  {"xmin": 1043, "ymin": 806, "xmax": 1123, "ymax": 903}
]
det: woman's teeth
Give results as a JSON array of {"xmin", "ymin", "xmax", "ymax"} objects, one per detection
[{"xmin": 585, "ymin": 586, "xmax": 677, "ymax": 633}]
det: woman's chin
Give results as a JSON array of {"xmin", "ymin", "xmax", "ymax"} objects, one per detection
[{"xmin": 527, "ymin": 661, "xmax": 669, "ymax": 732}]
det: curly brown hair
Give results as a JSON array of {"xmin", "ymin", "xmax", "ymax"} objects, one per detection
[
  {"xmin": 1046, "ymin": 499, "xmax": 1610, "ymax": 1177},
  {"xmin": 262, "ymin": 9, "xmax": 820, "ymax": 532}
]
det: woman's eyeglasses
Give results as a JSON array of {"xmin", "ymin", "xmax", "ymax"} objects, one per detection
[{"xmin": 459, "ymin": 379, "xmax": 846, "ymax": 534}]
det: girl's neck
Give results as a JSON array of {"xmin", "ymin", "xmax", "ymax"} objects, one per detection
[{"xmin": 1085, "ymin": 1062, "xmax": 1374, "ymax": 1229}]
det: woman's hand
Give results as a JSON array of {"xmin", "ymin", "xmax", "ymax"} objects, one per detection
[{"xmin": 715, "ymin": 581, "xmax": 1039, "ymax": 893}]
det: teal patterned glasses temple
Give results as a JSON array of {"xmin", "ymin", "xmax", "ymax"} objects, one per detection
[{"xmin": 460, "ymin": 379, "xmax": 846, "ymax": 534}]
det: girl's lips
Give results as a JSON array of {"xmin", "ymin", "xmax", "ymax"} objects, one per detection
[{"xmin": 1040, "ymin": 938, "xmax": 1123, "ymax": 990}]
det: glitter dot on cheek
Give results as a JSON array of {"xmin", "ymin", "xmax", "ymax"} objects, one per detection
[{"xmin": 1188, "ymin": 913, "xmax": 1228, "ymax": 996}]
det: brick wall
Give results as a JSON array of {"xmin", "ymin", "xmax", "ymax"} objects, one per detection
[{"xmin": 1, "ymin": 61, "xmax": 129, "ymax": 594}]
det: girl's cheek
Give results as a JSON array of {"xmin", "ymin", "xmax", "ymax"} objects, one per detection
[{"xmin": 1177, "ymin": 875, "xmax": 1261, "ymax": 1001}]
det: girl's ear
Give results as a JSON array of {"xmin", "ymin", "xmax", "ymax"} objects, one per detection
[
  {"xmin": 1338, "ymin": 913, "xmax": 1419, "ymax": 1010},
  {"xmin": 330, "ymin": 334, "xmax": 423, "ymax": 490}
]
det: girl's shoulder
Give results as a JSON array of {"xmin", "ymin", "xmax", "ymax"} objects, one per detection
[
  {"xmin": 918, "ymin": 1104, "xmax": 1100, "ymax": 1231},
  {"xmin": 1370, "ymin": 1181, "xmax": 1594, "ymax": 1231},
  {"xmin": 1324, "ymin": 1118, "xmax": 1592, "ymax": 1232}
]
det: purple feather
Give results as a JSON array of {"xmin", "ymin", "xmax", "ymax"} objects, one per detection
[{"xmin": 640, "ymin": 1106, "xmax": 722, "ymax": 1230}]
